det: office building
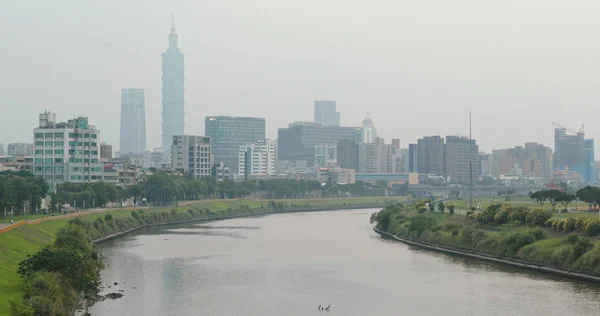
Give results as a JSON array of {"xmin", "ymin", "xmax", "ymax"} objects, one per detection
[
  {"xmin": 554, "ymin": 127, "xmax": 586, "ymax": 181},
  {"xmin": 408, "ymin": 143, "xmax": 418, "ymax": 172},
  {"xmin": 314, "ymin": 100, "xmax": 340, "ymax": 126},
  {"xmin": 100, "ymin": 143, "xmax": 113, "ymax": 162},
  {"xmin": 416, "ymin": 136, "xmax": 445, "ymax": 175},
  {"xmin": 361, "ymin": 114, "xmax": 377, "ymax": 143},
  {"xmin": 444, "ymin": 136, "xmax": 479, "ymax": 184},
  {"xmin": 171, "ymin": 135, "xmax": 211, "ymax": 178},
  {"xmin": 0, "ymin": 143, "xmax": 4, "ymax": 156},
  {"xmin": 7, "ymin": 143, "xmax": 33, "ymax": 157},
  {"xmin": 212, "ymin": 162, "xmax": 231, "ymax": 182},
  {"xmin": 585, "ymin": 139, "xmax": 595, "ymax": 183},
  {"xmin": 161, "ymin": 17, "xmax": 185, "ymax": 152},
  {"xmin": 337, "ymin": 139, "xmax": 359, "ymax": 171},
  {"xmin": 238, "ymin": 139, "xmax": 277, "ymax": 179},
  {"xmin": 278, "ymin": 122, "xmax": 361, "ymax": 168},
  {"xmin": 205, "ymin": 116, "xmax": 266, "ymax": 174},
  {"xmin": 120, "ymin": 88, "xmax": 146, "ymax": 154},
  {"xmin": 33, "ymin": 111, "xmax": 103, "ymax": 184},
  {"xmin": 314, "ymin": 144, "xmax": 337, "ymax": 167}
]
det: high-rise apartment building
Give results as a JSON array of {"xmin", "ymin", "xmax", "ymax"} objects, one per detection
[
  {"xmin": 161, "ymin": 17, "xmax": 185, "ymax": 152},
  {"xmin": 7, "ymin": 143, "xmax": 34, "ymax": 157},
  {"xmin": 314, "ymin": 144, "xmax": 338, "ymax": 167},
  {"xmin": 238, "ymin": 139, "xmax": 277, "ymax": 179},
  {"xmin": 337, "ymin": 140, "xmax": 359, "ymax": 171},
  {"xmin": 314, "ymin": 100, "xmax": 340, "ymax": 126},
  {"xmin": 33, "ymin": 111, "xmax": 103, "ymax": 184},
  {"xmin": 120, "ymin": 89, "xmax": 146, "ymax": 154},
  {"xmin": 359, "ymin": 137, "xmax": 386, "ymax": 173},
  {"xmin": 408, "ymin": 143, "xmax": 418, "ymax": 173},
  {"xmin": 384, "ymin": 143, "xmax": 403, "ymax": 173},
  {"xmin": 416, "ymin": 136, "xmax": 445, "ymax": 175},
  {"xmin": 278, "ymin": 122, "xmax": 361, "ymax": 168},
  {"xmin": 361, "ymin": 114, "xmax": 377, "ymax": 144},
  {"xmin": 585, "ymin": 139, "xmax": 595, "ymax": 183},
  {"xmin": 171, "ymin": 135, "xmax": 211, "ymax": 178},
  {"xmin": 205, "ymin": 116, "xmax": 266, "ymax": 174},
  {"xmin": 444, "ymin": 136, "xmax": 479, "ymax": 184}
]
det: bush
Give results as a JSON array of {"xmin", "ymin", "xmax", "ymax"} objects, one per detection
[
  {"xmin": 104, "ymin": 214, "xmax": 113, "ymax": 221},
  {"xmin": 448, "ymin": 205, "xmax": 455, "ymax": 215},
  {"xmin": 525, "ymin": 209, "xmax": 552, "ymax": 227},
  {"xmin": 508, "ymin": 207, "xmax": 529, "ymax": 223},
  {"xmin": 408, "ymin": 216, "xmax": 438, "ymax": 237},
  {"xmin": 131, "ymin": 210, "xmax": 139, "ymax": 220},
  {"xmin": 493, "ymin": 208, "xmax": 511, "ymax": 224},
  {"xmin": 187, "ymin": 209, "xmax": 196, "ymax": 216},
  {"xmin": 438, "ymin": 202, "xmax": 445, "ymax": 213},
  {"xmin": 563, "ymin": 218, "xmax": 577, "ymax": 232},
  {"xmin": 170, "ymin": 208, "xmax": 177, "ymax": 216},
  {"xmin": 417, "ymin": 206, "xmax": 427, "ymax": 214},
  {"xmin": 582, "ymin": 218, "xmax": 600, "ymax": 236}
]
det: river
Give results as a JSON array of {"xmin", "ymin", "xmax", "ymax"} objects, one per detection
[{"xmin": 90, "ymin": 209, "xmax": 600, "ymax": 316}]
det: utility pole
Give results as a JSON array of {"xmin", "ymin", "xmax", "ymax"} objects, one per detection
[{"xmin": 469, "ymin": 111, "xmax": 473, "ymax": 210}]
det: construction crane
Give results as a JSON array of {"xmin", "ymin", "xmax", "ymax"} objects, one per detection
[{"xmin": 552, "ymin": 122, "xmax": 584, "ymax": 136}]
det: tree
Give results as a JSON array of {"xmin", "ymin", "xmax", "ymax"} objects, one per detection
[
  {"xmin": 530, "ymin": 190, "xmax": 549, "ymax": 209},
  {"xmin": 438, "ymin": 202, "xmax": 445, "ymax": 213},
  {"xmin": 546, "ymin": 189, "xmax": 564, "ymax": 212},
  {"xmin": 555, "ymin": 194, "xmax": 576, "ymax": 213},
  {"xmin": 576, "ymin": 186, "xmax": 600, "ymax": 210},
  {"xmin": 448, "ymin": 205, "xmax": 455, "ymax": 216},
  {"xmin": 428, "ymin": 202, "xmax": 435, "ymax": 213}
]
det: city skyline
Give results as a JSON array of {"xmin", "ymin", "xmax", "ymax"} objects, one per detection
[{"xmin": 3, "ymin": 2, "xmax": 600, "ymax": 154}]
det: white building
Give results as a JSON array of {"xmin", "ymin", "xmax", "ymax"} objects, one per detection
[
  {"xmin": 361, "ymin": 114, "xmax": 377, "ymax": 144},
  {"xmin": 172, "ymin": 135, "xmax": 212, "ymax": 178},
  {"xmin": 33, "ymin": 111, "xmax": 104, "ymax": 184},
  {"xmin": 314, "ymin": 144, "xmax": 337, "ymax": 167},
  {"xmin": 7, "ymin": 143, "xmax": 34, "ymax": 156},
  {"xmin": 238, "ymin": 139, "xmax": 276, "ymax": 179}
]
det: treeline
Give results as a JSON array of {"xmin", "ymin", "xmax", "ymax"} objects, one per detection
[
  {"xmin": 0, "ymin": 171, "xmax": 49, "ymax": 215},
  {"xmin": 11, "ymin": 223, "xmax": 103, "ymax": 315},
  {"xmin": 529, "ymin": 186, "xmax": 600, "ymax": 211}
]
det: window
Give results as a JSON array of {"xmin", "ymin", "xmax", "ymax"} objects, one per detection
[
  {"xmin": 45, "ymin": 158, "xmax": 53, "ymax": 164},
  {"xmin": 54, "ymin": 141, "xmax": 64, "ymax": 147},
  {"xmin": 35, "ymin": 167, "xmax": 43, "ymax": 172},
  {"xmin": 72, "ymin": 167, "xmax": 81, "ymax": 172},
  {"xmin": 91, "ymin": 142, "xmax": 97, "ymax": 147},
  {"xmin": 70, "ymin": 175, "xmax": 82, "ymax": 181},
  {"xmin": 55, "ymin": 158, "xmax": 63, "ymax": 163},
  {"xmin": 69, "ymin": 141, "xmax": 76, "ymax": 146},
  {"xmin": 91, "ymin": 159, "xmax": 98, "ymax": 163},
  {"xmin": 91, "ymin": 150, "xmax": 98, "ymax": 155},
  {"xmin": 35, "ymin": 150, "xmax": 43, "ymax": 155},
  {"xmin": 84, "ymin": 142, "xmax": 90, "ymax": 147},
  {"xmin": 68, "ymin": 133, "xmax": 77, "ymax": 138},
  {"xmin": 44, "ymin": 167, "xmax": 53, "ymax": 172},
  {"xmin": 45, "ymin": 133, "xmax": 53, "ymax": 139},
  {"xmin": 84, "ymin": 134, "xmax": 90, "ymax": 138},
  {"xmin": 91, "ymin": 134, "xmax": 97, "ymax": 139},
  {"xmin": 54, "ymin": 132, "xmax": 63, "ymax": 138},
  {"xmin": 35, "ymin": 158, "xmax": 43, "ymax": 164},
  {"xmin": 45, "ymin": 141, "xmax": 53, "ymax": 147},
  {"xmin": 35, "ymin": 141, "xmax": 44, "ymax": 147},
  {"xmin": 34, "ymin": 133, "xmax": 44, "ymax": 139},
  {"xmin": 55, "ymin": 167, "xmax": 63, "ymax": 173},
  {"xmin": 45, "ymin": 150, "xmax": 53, "ymax": 155},
  {"xmin": 55, "ymin": 150, "xmax": 63, "ymax": 155}
]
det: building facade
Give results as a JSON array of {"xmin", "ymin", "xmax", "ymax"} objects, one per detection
[
  {"xmin": 205, "ymin": 116, "xmax": 266, "ymax": 174},
  {"xmin": 416, "ymin": 136, "xmax": 445, "ymax": 175},
  {"xmin": 33, "ymin": 112, "xmax": 103, "ymax": 184},
  {"xmin": 585, "ymin": 139, "xmax": 595, "ymax": 184},
  {"xmin": 100, "ymin": 143, "xmax": 113, "ymax": 162},
  {"xmin": 314, "ymin": 100, "xmax": 340, "ymax": 126},
  {"xmin": 171, "ymin": 135, "xmax": 211, "ymax": 178},
  {"xmin": 554, "ymin": 127, "xmax": 586, "ymax": 181},
  {"xmin": 7, "ymin": 143, "xmax": 33, "ymax": 157},
  {"xmin": 361, "ymin": 114, "xmax": 377, "ymax": 143},
  {"xmin": 120, "ymin": 88, "xmax": 146, "ymax": 154},
  {"xmin": 314, "ymin": 143, "xmax": 337, "ymax": 167},
  {"xmin": 358, "ymin": 138, "xmax": 385, "ymax": 173},
  {"xmin": 161, "ymin": 18, "xmax": 185, "ymax": 153},
  {"xmin": 444, "ymin": 136, "xmax": 480, "ymax": 184},
  {"xmin": 238, "ymin": 139, "xmax": 277, "ymax": 179},
  {"xmin": 408, "ymin": 143, "xmax": 418, "ymax": 172},
  {"xmin": 278, "ymin": 122, "xmax": 361, "ymax": 168},
  {"xmin": 0, "ymin": 143, "xmax": 4, "ymax": 156},
  {"xmin": 337, "ymin": 139, "xmax": 359, "ymax": 171}
]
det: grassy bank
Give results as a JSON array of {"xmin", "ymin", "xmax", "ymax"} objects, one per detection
[
  {"xmin": 0, "ymin": 196, "xmax": 404, "ymax": 315},
  {"xmin": 371, "ymin": 202, "xmax": 600, "ymax": 279}
]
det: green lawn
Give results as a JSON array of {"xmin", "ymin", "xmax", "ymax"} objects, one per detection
[{"xmin": 0, "ymin": 196, "xmax": 405, "ymax": 315}]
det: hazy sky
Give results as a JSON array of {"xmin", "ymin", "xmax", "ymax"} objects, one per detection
[{"xmin": 2, "ymin": 0, "xmax": 600, "ymax": 153}]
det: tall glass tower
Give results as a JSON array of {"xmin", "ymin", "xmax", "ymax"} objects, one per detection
[
  {"xmin": 120, "ymin": 89, "xmax": 146, "ymax": 154},
  {"xmin": 161, "ymin": 15, "xmax": 185, "ymax": 154}
]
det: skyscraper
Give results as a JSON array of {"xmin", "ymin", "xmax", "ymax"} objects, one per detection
[
  {"xmin": 161, "ymin": 15, "xmax": 185, "ymax": 153},
  {"xmin": 205, "ymin": 116, "xmax": 266, "ymax": 174},
  {"xmin": 120, "ymin": 89, "xmax": 146, "ymax": 154},
  {"xmin": 361, "ymin": 114, "xmax": 377, "ymax": 143},
  {"xmin": 444, "ymin": 136, "xmax": 479, "ymax": 184},
  {"xmin": 416, "ymin": 136, "xmax": 445, "ymax": 175},
  {"xmin": 314, "ymin": 100, "xmax": 340, "ymax": 126}
]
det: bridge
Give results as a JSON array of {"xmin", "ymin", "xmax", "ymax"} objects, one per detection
[{"xmin": 407, "ymin": 184, "xmax": 545, "ymax": 197}]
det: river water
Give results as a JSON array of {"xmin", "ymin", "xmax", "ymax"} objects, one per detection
[{"xmin": 90, "ymin": 209, "xmax": 600, "ymax": 316}]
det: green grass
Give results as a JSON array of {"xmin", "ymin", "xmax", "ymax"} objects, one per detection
[{"xmin": 0, "ymin": 196, "xmax": 405, "ymax": 315}]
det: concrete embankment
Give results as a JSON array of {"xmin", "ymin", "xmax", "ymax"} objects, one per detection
[{"xmin": 373, "ymin": 227, "xmax": 600, "ymax": 283}]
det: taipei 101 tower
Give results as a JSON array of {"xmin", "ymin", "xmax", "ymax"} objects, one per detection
[{"xmin": 161, "ymin": 14, "xmax": 185, "ymax": 156}]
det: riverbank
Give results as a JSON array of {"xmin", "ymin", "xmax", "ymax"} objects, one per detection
[
  {"xmin": 370, "ymin": 203, "xmax": 600, "ymax": 282},
  {"xmin": 0, "ymin": 196, "xmax": 404, "ymax": 315}
]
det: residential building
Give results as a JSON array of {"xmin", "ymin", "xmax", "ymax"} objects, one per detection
[
  {"xmin": 278, "ymin": 122, "xmax": 361, "ymax": 168},
  {"xmin": 384, "ymin": 142, "xmax": 403, "ymax": 173},
  {"xmin": 238, "ymin": 139, "xmax": 277, "ymax": 179},
  {"xmin": 444, "ymin": 136, "xmax": 479, "ymax": 184},
  {"xmin": 361, "ymin": 114, "xmax": 377, "ymax": 143},
  {"xmin": 120, "ymin": 88, "xmax": 146, "ymax": 154},
  {"xmin": 161, "ymin": 17, "xmax": 185, "ymax": 152},
  {"xmin": 359, "ymin": 137, "xmax": 385, "ymax": 173},
  {"xmin": 492, "ymin": 143, "xmax": 553, "ymax": 180},
  {"xmin": 100, "ymin": 143, "xmax": 113, "ymax": 162},
  {"xmin": 171, "ymin": 135, "xmax": 211, "ymax": 178},
  {"xmin": 212, "ymin": 161, "xmax": 231, "ymax": 182},
  {"xmin": 314, "ymin": 144, "xmax": 337, "ymax": 167},
  {"xmin": 408, "ymin": 143, "xmax": 418, "ymax": 172},
  {"xmin": 0, "ymin": 156, "xmax": 33, "ymax": 172},
  {"xmin": 205, "ymin": 116, "xmax": 266, "ymax": 174},
  {"xmin": 337, "ymin": 140, "xmax": 359, "ymax": 171},
  {"xmin": 33, "ymin": 111, "xmax": 103, "ymax": 184},
  {"xmin": 479, "ymin": 153, "xmax": 491, "ymax": 177},
  {"xmin": 314, "ymin": 100, "xmax": 340, "ymax": 126},
  {"xmin": 554, "ymin": 127, "xmax": 586, "ymax": 181},
  {"xmin": 331, "ymin": 167, "xmax": 355, "ymax": 184},
  {"xmin": 0, "ymin": 143, "xmax": 4, "ymax": 156},
  {"xmin": 416, "ymin": 136, "xmax": 445, "ymax": 175},
  {"xmin": 7, "ymin": 143, "xmax": 33, "ymax": 156}
]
